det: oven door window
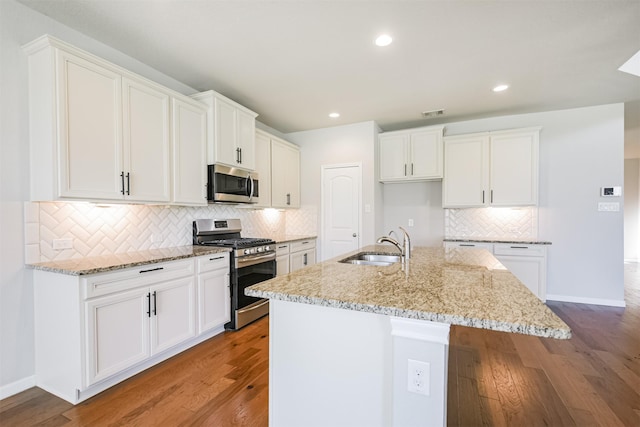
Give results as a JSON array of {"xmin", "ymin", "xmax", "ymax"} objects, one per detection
[{"xmin": 236, "ymin": 260, "xmax": 275, "ymax": 308}]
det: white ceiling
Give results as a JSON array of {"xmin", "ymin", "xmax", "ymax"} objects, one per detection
[{"xmin": 18, "ymin": 0, "xmax": 640, "ymax": 133}]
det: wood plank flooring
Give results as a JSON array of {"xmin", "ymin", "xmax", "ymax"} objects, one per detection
[{"xmin": 2, "ymin": 262, "xmax": 639, "ymax": 426}]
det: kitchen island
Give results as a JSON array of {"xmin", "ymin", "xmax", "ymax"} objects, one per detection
[{"xmin": 246, "ymin": 245, "xmax": 570, "ymax": 427}]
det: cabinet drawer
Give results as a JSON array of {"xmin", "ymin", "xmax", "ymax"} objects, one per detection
[
  {"xmin": 275, "ymin": 243, "xmax": 290, "ymax": 256},
  {"xmin": 493, "ymin": 244, "xmax": 546, "ymax": 257},
  {"xmin": 444, "ymin": 241, "xmax": 493, "ymax": 251},
  {"xmin": 290, "ymin": 239, "xmax": 316, "ymax": 252},
  {"xmin": 196, "ymin": 253, "xmax": 230, "ymax": 274},
  {"xmin": 83, "ymin": 258, "xmax": 195, "ymax": 299}
]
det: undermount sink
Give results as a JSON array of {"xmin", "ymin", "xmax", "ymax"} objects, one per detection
[{"xmin": 339, "ymin": 252, "xmax": 402, "ymax": 266}]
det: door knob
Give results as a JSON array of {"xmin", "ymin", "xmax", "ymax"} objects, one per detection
[{"xmin": 352, "ymin": 233, "xmax": 357, "ymax": 237}]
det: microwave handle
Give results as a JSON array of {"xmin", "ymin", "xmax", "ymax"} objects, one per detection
[{"xmin": 247, "ymin": 175, "xmax": 254, "ymax": 201}]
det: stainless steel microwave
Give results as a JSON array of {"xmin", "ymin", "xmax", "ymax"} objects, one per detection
[{"xmin": 207, "ymin": 164, "xmax": 259, "ymax": 204}]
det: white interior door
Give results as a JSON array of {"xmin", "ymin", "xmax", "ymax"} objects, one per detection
[{"xmin": 321, "ymin": 164, "xmax": 361, "ymax": 261}]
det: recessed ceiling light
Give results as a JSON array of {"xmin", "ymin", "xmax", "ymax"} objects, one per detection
[
  {"xmin": 375, "ymin": 34, "xmax": 392, "ymax": 47},
  {"xmin": 329, "ymin": 112, "xmax": 340, "ymax": 118},
  {"xmin": 492, "ymin": 84, "xmax": 509, "ymax": 92}
]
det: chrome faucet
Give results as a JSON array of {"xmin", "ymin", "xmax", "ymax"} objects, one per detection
[
  {"xmin": 376, "ymin": 235, "xmax": 404, "ymax": 259},
  {"xmin": 398, "ymin": 226, "xmax": 411, "ymax": 259},
  {"xmin": 377, "ymin": 227, "xmax": 412, "ymax": 261}
]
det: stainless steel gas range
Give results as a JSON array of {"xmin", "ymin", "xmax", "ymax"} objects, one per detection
[{"xmin": 193, "ymin": 219, "xmax": 275, "ymax": 330}]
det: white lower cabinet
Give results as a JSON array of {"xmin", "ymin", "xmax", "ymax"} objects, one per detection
[
  {"xmin": 443, "ymin": 241, "xmax": 547, "ymax": 301},
  {"xmin": 33, "ymin": 254, "xmax": 229, "ymax": 404},
  {"xmin": 289, "ymin": 239, "xmax": 316, "ymax": 273},
  {"xmin": 196, "ymin": 253, "xmax": 231, "ymax": 334},
  {"xmin": 275, "ymin": 243, "xmax": 291, "ymax": 276}
]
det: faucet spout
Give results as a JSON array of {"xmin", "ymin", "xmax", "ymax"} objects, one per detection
[
  {"xmin": 398, "ymin": 226, "xmax": 411, "ymax": 259},
  {"xmin": 376, "ymin": 236, "xmax": 404, "ymax": 260}
]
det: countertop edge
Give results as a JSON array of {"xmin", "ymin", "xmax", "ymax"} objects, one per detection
[
  {"xmin": 26, "ymin": 246, "xmax": 231, "ymax": 276},
  {"xmin": 245, "ymin": 289, "xmax": 571, "ymax": 340},
  {"xmin": 444, "ymin": 238, "xmax": 552, "ymax": 245}
]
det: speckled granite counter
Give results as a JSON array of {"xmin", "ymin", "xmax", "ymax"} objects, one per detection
[
  {"xmin": 444, "ymin": 237, "xmax": 552, "ymax": 245},
  {"xmin": 26, "ymin": 245, "xmax": 231, "ymax": 276},
  {"xmin": 246, "ymin": 245, "xmax": 570, "ymax": 339},
  {"xmin": 246, "ymin": 233, "xmax": 317, "ymax": 243}
]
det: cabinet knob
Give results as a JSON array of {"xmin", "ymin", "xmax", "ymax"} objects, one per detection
[{"xmin": 352, "ymin": 233, "xmax": 357, "ymax": 237}]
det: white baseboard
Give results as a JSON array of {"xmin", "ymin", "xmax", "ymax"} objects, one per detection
[
  {"xmin": 0, "ymin": 375, "xmax": 36, "ymax": 400},
  {"xmin": 546, "ymin": 294, "xmax": 626, "ymax": 307}
]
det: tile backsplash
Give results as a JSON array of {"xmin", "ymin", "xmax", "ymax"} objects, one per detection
[
  {"xmin": 444, "ymin": 207, "xmax": 538, "ymax": 239},
  {"xmin": 24, "ymin": 202, "xmax": 317, "ymax": 263}
]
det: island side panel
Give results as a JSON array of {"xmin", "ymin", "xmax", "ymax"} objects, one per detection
[{"xmin": 269, "ymin": 299, "xmax": 393, "ymax": 427}]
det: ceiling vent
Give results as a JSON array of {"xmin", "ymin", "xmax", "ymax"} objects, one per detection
[{"xmin": 422, "ymin": 109, "xmax": 445, "ymax": 118}]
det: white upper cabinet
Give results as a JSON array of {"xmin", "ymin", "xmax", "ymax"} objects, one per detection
[
  {"xmin": 122, "ymin": 77, "xmax": 171, "ymax": 203},
  {"xmin": 171, "ymin": 97, "xmax": 207, "ymax": 205},
  {"xmin": 271, "ymin": 137, "xmax": 301, "ymax": 208},
  {"xmin": 24, "ymin": 35, "xmax": 207, "ymax": 205},
  {"xmin": 443, "ymin": 127, "xmax": 540, "ymax": 207},
  {"xmin": 191, "ymin": 90, "xmax": 258, "ymax": 171},
  {"xmin": 253, "ymin": 129, "xmax": 272, "ymax": 208},
  {"xmin": 379, "ymin": 125, "xmax": 444, "ymax": 182}
]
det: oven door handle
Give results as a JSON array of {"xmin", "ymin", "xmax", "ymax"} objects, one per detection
[
  {"xmin": 237, "ymin": 299, "xmax": 269, "ymax": 316},
  {"xmin": 236, "ymin": 252, "xmax": 276, "ymax": 268}
]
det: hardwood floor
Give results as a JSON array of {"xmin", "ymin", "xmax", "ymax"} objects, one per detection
[{"xmin": 2, "ymin": 263, "xmax": 639, "ymax": 426}]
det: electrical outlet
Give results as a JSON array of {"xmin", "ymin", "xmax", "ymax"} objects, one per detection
[
  {"xmin": 598, "ymin": 202, "xmax": 620, "ymax": 212},
  {"xmin": 408, "ymin": 219, "xmax": 414, "ymax": 227},
  {"xmin": 52, "ymin": 238, "xmax": 73, "ymax": 250},
  {"xmin": 407, "ymin": 359, "xmax": 430, "ymax": 396}
]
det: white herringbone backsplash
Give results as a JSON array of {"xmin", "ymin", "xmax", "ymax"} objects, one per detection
[
  {"xmin": 444, "ymin": 207, "xmax": 538, "ymax": 239},
  {"xmin": 24, "ymin": 202, "xmax": 318, "ymax": 263}
]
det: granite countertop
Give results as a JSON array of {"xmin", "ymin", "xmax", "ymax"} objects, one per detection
[
  {"xmin": 246, "ymin": 245, "xmax": 570, "ymax": 339},
  {"xmin": 26, "ymin": 245, "xmax": 231, "ymax": 276},
  {"xmin": 444, "ymin": 237, "xmax": 552, "ymax": 245},
  {"xmin": 247, "ymin": 234, "xmax": 317, "ymax": 244}
]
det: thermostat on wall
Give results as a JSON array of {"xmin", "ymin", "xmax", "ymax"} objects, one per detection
[{"xmin": 600, "ymin": 186, "xmax": 621, "ymax": 197}]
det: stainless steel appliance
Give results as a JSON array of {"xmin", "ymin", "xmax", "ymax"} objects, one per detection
[
  {"xmin": 207, "ymin": 164, "xmax": 259, "ymax": 204},
  {"xmin": 193, "ymin": 218, "xmax": 275, "ymax": 330}
]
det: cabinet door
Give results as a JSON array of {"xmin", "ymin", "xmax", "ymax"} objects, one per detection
[
  {"xmin": 494, "ymin": 255, "xmax": 545, "ymax": 301},
  {"xmin": 379, "ymin": 134, "xmax": 409, "ymax": 181},
  {"xmin": 290, "ymin": 249, "xmax": 315, "ymax": 273},
  {"xmin": 276, "ymin": 254, "xmax": 290, "ymax": 276},
  {"xmin": 410, "ymin": 130, "xmax": 442, "ymax": 179},
  {"xmin": 236, "ymin": 109, "xmax": 256, "ymax": 170},
  {"xmin": 490, "ymin": 131, "xmax": 539, "ymax": 206},
  {"xmin": 172, "ymin": 97, "xmax": 207, "ymax": 205},
  {"xmin": 443, "ymin": 135, "xmax": 490, "ymax": 207},
  {"xmin": 122, "ymin": 77, "xmax": 171, "ymax": 202},
  {"xmin": 253, "ymin": 131, "xmax": 272, "ymax": 207},
  {"xmin": 150, "ymin": 277, "xmax": 196, "ymax": 355},
  {"xmin": 271, "ymin": 139, "xmax": 300, "ymax": 208},
  {"xmin": 85, "ymin": 287, "xmax": 150, "ymax": 386},
  {"xmin": 56, "ymin": 50, "xmax": 123, "ymax": 200},
  {"xmin": 214, "ymin": 97, "xmax": 238, "ymax": 167},
  {"xmin": 197, "ymin": 265, "xmax": 230, "ymax": 334}
]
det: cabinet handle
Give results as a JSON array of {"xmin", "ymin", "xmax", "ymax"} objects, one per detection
[
  {"xmin": 209, "ymin": 256, "xmax": 225, "ymax": 261},
  {"xmin": 146, "ymin": 292, "xmax": 151, "ymax": 317},
  {"xmin": 404, "ymin": 164, "xmax": 407, "ymax": 176},
  {"xmin": 126, "ymin": 172, "xmax": 130, "ymax": 196},
  {"xmin": 278, "ymin": 245, "xmax": 288, "ymax": 249},
  {"xmin": 491, "ymin": 190, "xmax": 493, "ymax": 203},
  {"xmin": 139, "ymin": 267, "xmax": 164, "ymax": 274},
  {"xmin": 120, "ymin": 172, "xmax": 125, "ymax": 195},
  {"xmin": 411, "ymin": 163, "xmax": 414, "ymax": 175},
  {"xmin": 303, "ymin": 253, "xmax": 308, "ymax": 266},
  {"xmin": 236, "ymin": 147, "xmax": 241, "ymax": 163},
  {"xmin": 239, "ymin": 148, "xmax": 242, "ymax": 164},
  {"xmin": 286, "ymin": 193, "xmax": 291, "ymax": 205},
  {"xmin": 510, "ymin": 246, "xmax": 529, "ymax": 249},
  {"xmin": 482, "ymin": 190, "xmax": 485, "ymax": 204},
  {"xmin": 152, "ymin": 291, "xmax": 157, "ymax": 316},
  {"xmin": 460, "ymin": 244, "xmax": 476, "ymax": 247}
]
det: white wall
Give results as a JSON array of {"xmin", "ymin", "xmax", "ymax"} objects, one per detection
[
  {"xmin": 286, "ymin": 121, "xmax": 382, "ymax": 261},
  {"xmin": 0, "ymin": 0, "xmax": 200, "ymax": 396},
  {"xmin": 624, "ymin": 159, "xmax": 639, "ymax": 262},
  {"xmin": 382, "ymin": 182, "xmax": 444, "ymax": 246},
  {"xmin": 443, "ymin": 104, "xmax": 625, "ymax": 305}
]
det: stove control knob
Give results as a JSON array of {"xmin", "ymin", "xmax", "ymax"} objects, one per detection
[
  {"xmin": 265, "ymin": 245, "xmax": 271, "ymax": 252},
  {"xmin": 244, "ymin": 249, "xmax": 251, "ymax": 255},
  {"xmin": 256, "ymin": 247, "xmax": 263, "ymax": 253}
]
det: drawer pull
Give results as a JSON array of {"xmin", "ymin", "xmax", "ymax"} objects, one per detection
[
  {"xmin": 510, "ymin": 246, "xmax": 529, "ymax": 249},
  {"xmin": 459, "ymin": 244, "xmax": 475, "ymax": 247},
  {"xmin": 278, "ymin": 245, "xmax": 288, "ymax": 249},
  {"xmin": 209, "ymin": 256, "xmax": 225, "ymax": 261},
  {"xmin": 139, "ymin": 267, "xmax": 164, "ymax": 274},
  {"xmin": 302, "ymin": 241, "xmax": 309, "ymax": 245}
]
